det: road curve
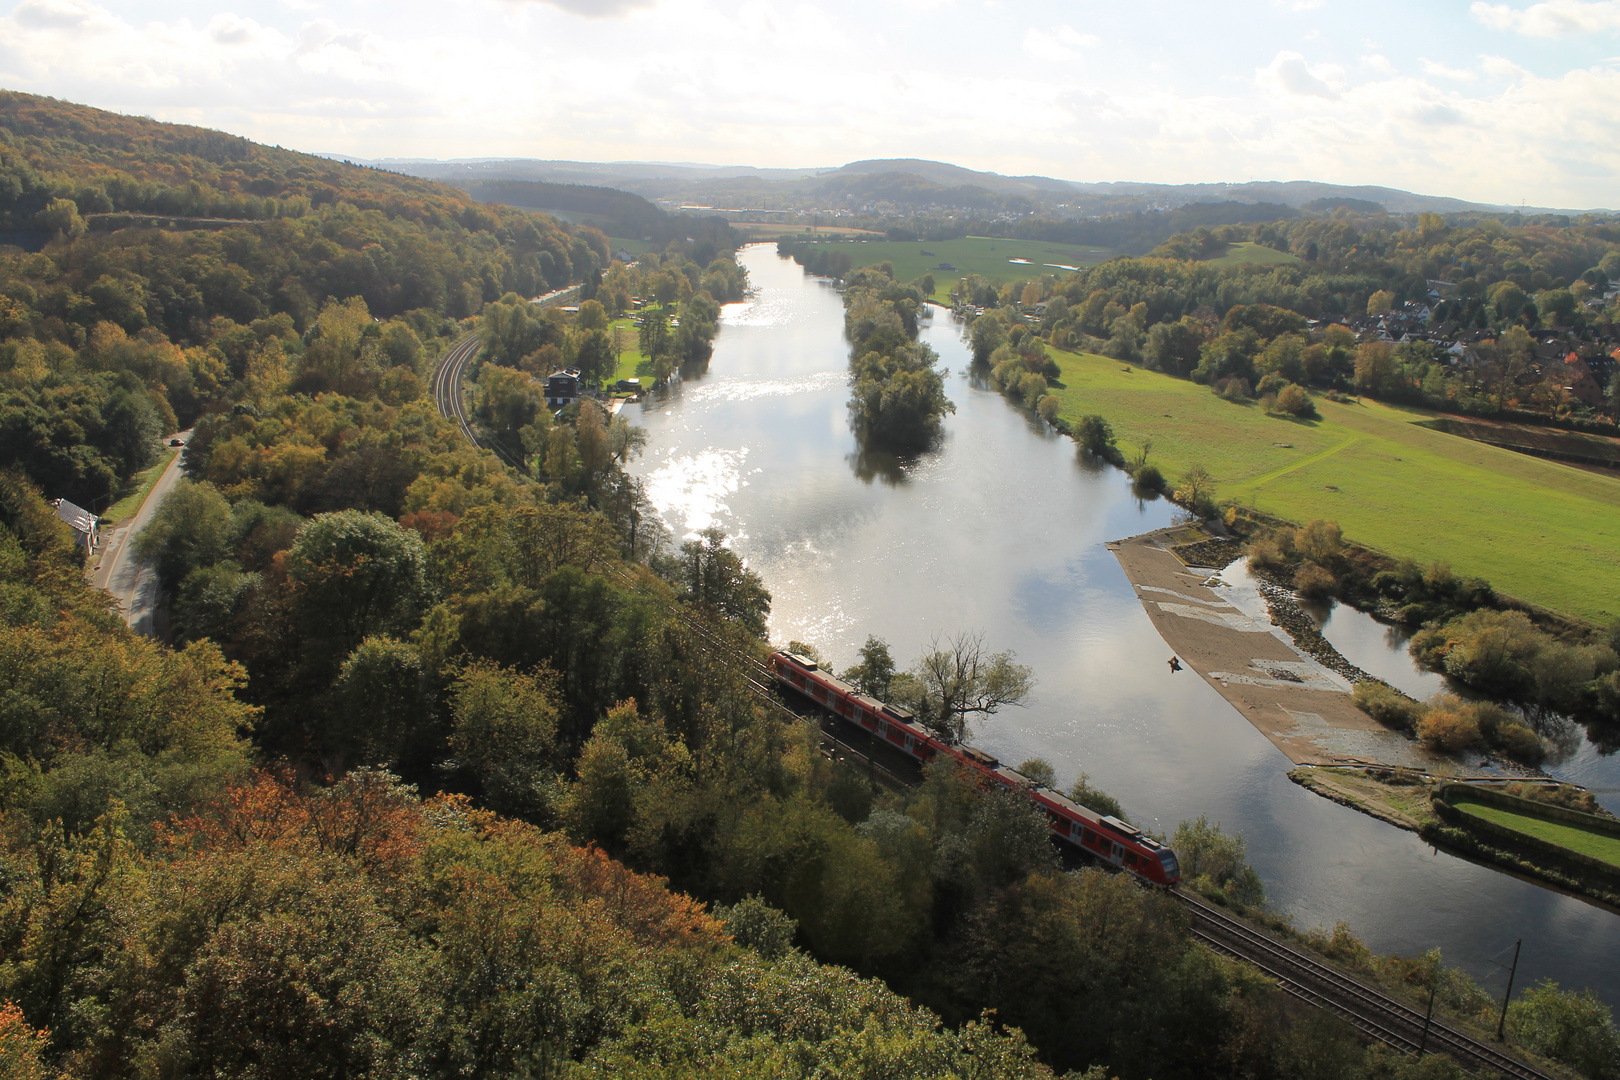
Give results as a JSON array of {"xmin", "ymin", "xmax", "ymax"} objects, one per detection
[{"xmin": 92, "ymin": 430, "xmax": 192, "ymax": 636}]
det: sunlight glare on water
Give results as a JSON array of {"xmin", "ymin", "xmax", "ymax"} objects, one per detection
[{"xmin": 643, "ymin": 448, "xmax": 753, "ymax": 539}]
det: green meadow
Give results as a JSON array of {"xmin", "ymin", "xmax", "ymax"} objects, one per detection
[
  {"xmin": 1450, "ymin": 795, "xmax": 1620, "ymax": 867},
  {"xmin": 780, "ymin": 235, "xmax": 1112, "ymax": 298},
  {"xmin": 1205, "ymin": 241, "xmax": 1301, "ymax": 268},
  {"xmin": 1046, "ymin": 348, "xmax": 1620, "ymax": 623}
]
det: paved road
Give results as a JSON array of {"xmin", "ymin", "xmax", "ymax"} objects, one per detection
[{"xmin": 92, "ymin": 431, "xmax": 191, "ymax": 636}]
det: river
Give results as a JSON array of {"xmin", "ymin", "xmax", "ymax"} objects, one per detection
[{"xmin": 628, "ymin": 244, "xmax": 1620, "ymax": 1009}]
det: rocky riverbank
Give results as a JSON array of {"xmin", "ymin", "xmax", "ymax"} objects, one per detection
[{"xmin": 1246, "ymin": 565, "xmax": 1386, "ymax": 689}]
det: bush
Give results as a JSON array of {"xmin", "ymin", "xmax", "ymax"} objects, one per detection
[
  {"xmin": 1036, "ymin": 394, "xmax": 1061, "ymax": 424},
  {"xmin": 1506, "ymin": 979, "xmax": 1620, "ymax": 1080},
  {"xmin": 1473, "ymin": 702, "xmax": 1546, "ymax": 764},
  {"xmin": 1132, "ymin": 463, "xmax": 1164, "ymax": 491},
  {"xmin": 1502, "ymin": 782, "xmax": 1604, "ymax": 815},
  {"xmin": 1275, "ymin": 383, "xmax": 1318, "ymax": 418},
  {"xmin": 1294, "ymin": 562, "xmax": 1338, "ymax": 601},
  {"xmin": 1352, "ymin": 682, "xmax": 1427, "ymax": 733},
  {"xmin": 1076, "ymin": 414, "xmax": 1116, "ymax": 457},
  {"xmin": 1171, "ymin": 815, "xmax": 1265, "ymax": 907},
  {"xmin": 1417, "ymin": 696, "xmax": 1482, "ymax": 752}
]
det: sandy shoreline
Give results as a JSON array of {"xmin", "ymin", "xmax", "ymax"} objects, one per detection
[{"xmin": 1110, "ymin": 527, "xmax": 1470, "ymax": 771}]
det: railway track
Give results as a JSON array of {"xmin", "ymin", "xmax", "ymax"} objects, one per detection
[
  {"xmin": 1174, "ymin": 890, "xmax": 1553, "ymax": 1079},
  {"xmin": 431, "ymin": 335, "xmax": 484, "ymax": 449},
  {"xmin": 430, "ymin": 341, "xmax": 1556, "ymax": 1080}
]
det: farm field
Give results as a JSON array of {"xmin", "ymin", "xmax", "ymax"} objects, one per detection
[
  {"xmin": 778, "ymin": 235, "xmax": 1112, "ymax": 298},
  {"xmin": 1046, "ymin": 347, "xmax": 1620, "ymax": 623},
  {"xmin": 1450, "ymin": 795, "xmax": 1620, "ymax": 867},
  {"xmin": 1205, "ymin": 241, "xmax": 1301, "ymax": 267}
]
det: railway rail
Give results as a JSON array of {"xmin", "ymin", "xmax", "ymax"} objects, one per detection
[
  {"xmin": 431, "ymin": 335, "xmax": 484, "ymax": 449},
  {"xmin": 430, "ymin": 335, "xmax": 1557, "ymax": 1080},
  {"xmin": 1173, "ymin": 890, "xmax": 1553, "ymax": 1079}
]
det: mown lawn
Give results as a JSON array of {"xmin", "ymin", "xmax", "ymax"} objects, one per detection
[
  {"xmin": 609, "ymin": 318, "xmax": 653, "ymax": 385},
  {"xmin": 1205, "ymin": 241, "xmax": 1301, "ymax": 268},
  {"xmin": 780, "ymin": 236, "xmax": 1111, "ymax": 298},
  {"xmin": 1046, "ymin": 348, "xmax": 1620, "ymax": 622},
  {"xmin": 1451, "ymin": 795, "xmax": 1620, "ymax": 867}
]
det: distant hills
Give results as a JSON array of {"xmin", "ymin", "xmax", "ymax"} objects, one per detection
[{"xmin": 339, "ymin": 154, "xmax": 1595, "ymax": 219}]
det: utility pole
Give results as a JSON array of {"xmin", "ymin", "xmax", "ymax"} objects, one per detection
[
  {"xmin": 1497, "ymin": 939, "xmax": 1522, "ymax": 1042},
  {"xmin": 1418, "ymin": 980, "xmax": 1438, "ymax": 1058}
]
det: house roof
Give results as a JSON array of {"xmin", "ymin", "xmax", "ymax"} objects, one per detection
[{"xmin": 54, "ymin": 499, "xmax": 96, "ymax": 535}]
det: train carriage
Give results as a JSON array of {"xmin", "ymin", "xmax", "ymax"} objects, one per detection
[{"xmin": 769, "ymin": 650, "xmax": 1180, "ymax": 886}]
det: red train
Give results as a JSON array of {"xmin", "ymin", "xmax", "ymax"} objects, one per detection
[{"xmin": 769, "ymin": 650, "xmax": 1181, "ymax": 887}]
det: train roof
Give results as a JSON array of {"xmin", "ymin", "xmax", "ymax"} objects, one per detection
[
  {"xmin": 781, "ymin": 652, "xmax": 818, "ymax": 670},
  {"xmin": 993, "ymin": 766, "xmax": 1033, "ymax": 788}
]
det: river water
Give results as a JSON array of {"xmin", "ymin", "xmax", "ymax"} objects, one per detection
[{"xmin": 629, "ymin": 244, "xmax": 1620, "ymax": 1009}]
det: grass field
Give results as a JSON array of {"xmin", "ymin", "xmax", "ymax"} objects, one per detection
[
  {"xmin": 609, "ymin": 318, "xmax": 654, "ymax": 385},
  {"xmin": 103, "ymin": 447, "xmax": 179, "ymax": 524},
  {"xmin": 1046, "ymin": 348, "xmax": 1620, "ymax": 622},
  {"xmin": 1205, "ymin": 241, "xmax": 1301, "ymax": 268},
  {"xmin": 1451, "ymin": 795, "xmax": 1620, "ymax": 867},
  {"xmin": 779, "ymin": 236, "xmax": 1112, "ymax": 298}
]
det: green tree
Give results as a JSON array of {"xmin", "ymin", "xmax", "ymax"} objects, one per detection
[
  {"xmin": 287, "ymin": 510, "xmax": 426, "ymax": 650},
  {"xmin": 679, "ymin": 526, "xmax": 770, "ymax": 637},
  {"xmin": 576, "ymin": 298, "xmax": 609, "ymax": 331},
  {"xmin": 575, "ymin": 328, "xmax": 617, "ymax": 388},
  {"xmin": 843, "ymin": 635, "xmax": 896, "ymax": 700},
  {"xmin": 449, "ymin": 658, "xmax": 562, "ymax": 816},
  {"xmin": 332, "ymin": 636, "xmax": 430, "ymax": 767},
  {"xmin": 134, "ymin": 480, "xmax": 234, "ymax": 589}
]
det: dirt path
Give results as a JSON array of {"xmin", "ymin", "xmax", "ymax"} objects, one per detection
[{"xmin": 1110, "ymin": 528, "xmax": 1460, "ymax": 770}]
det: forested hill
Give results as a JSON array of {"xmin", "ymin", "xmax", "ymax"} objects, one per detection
[
  {"xmin": 0, "ymin": 89, "xmax": 607, "ymax": 510},
  {"xmin": 0, "ymin": 89, "xmax": 524, "ymax": 227}
]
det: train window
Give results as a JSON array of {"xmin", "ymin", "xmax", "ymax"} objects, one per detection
[{"xmin": 1125, "ymin": 852, "xmax": 1138, "ymax": 866}]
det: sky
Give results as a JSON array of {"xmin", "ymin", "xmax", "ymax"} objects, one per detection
[{"xmin": 1, "ymin": 0, "xmax": 1618, "ymax": 209}]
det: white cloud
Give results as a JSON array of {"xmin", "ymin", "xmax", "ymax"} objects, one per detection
[
  {"xmin": 1421, "ymin": 58, "xmax": 1477, "ymax": 80},
  {"xmin": 1257, "ymin": 50, "xmax": 1343, "ymax": 98},
  {"xmin": 0, "ymin": 0, "xmax": 1614, "ymax": 210},
  {"xmin": 1471, "ymin": 0, "xmax": 1620, "ymax": 35},
  {"xmin": 1023, "ymin": 24, "xmax": 1098, "ymax": 62},
  {"xmin": 494, "ymin": 0, "xmax": 662, "ymax": 17},
  {"xmin": 1480, "ymin": 53, "xmax": 1531, "ymax": 79}
]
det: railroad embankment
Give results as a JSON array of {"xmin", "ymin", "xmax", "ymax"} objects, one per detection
[{"xmin": 1109, "ymin": 526, "xmax": 1470, "ymax": 771}]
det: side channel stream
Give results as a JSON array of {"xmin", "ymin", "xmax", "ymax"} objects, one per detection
[{"xmin": 628, "ymin": 243, "xmax": 1620, "ymax": 1009}]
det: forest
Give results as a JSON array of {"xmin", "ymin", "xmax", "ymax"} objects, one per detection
[{"xmin": 2, "ymin": 91, "xmax": 1618, "ymax": 1080}]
